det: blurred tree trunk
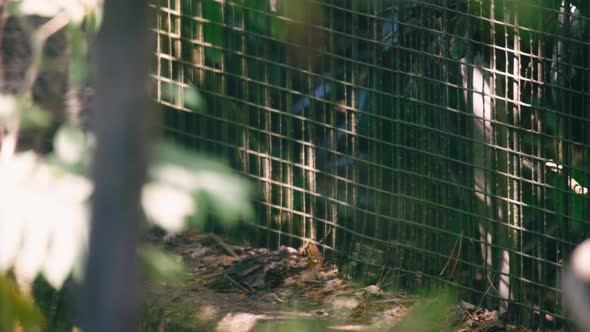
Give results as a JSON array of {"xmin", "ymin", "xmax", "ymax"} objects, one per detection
[{"xmin": 80, "ymin": 0, "xmax": 150, "ymax": 331}]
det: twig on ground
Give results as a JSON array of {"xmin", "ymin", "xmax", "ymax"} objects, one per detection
[{"xmin": 208, "ymin": 233, "xmax": 239, "ymax": 259}]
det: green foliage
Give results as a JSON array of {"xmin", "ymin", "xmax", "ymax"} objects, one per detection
[
  {"xmin": 200, "ymin": 0, "xmax": 316, "ymax": 64},
  {"xmin": 161, "ymin": 85, "xmax": 206, "ymax": 112},
  {"xmin": 0, "ymin": 276, "xmax": 45, "ymax": 332},
  {"xmin": 393, "ymin": 287, "xmax": 458, "ymax": 332},
  {"xmin": 203, "ymin": 0, "xmax": 224, "ymax": 64},
  {"xmin": 68, "ymin": 28, "xmax": 90, "ymax": 85},
  {"xmin": 50, "ymin": 124, "xmax": 94, "ymax": 171},
  {"xmin": 0, "ymin": 94, "xmax": 50, "ymax": 129},
  {"xmin": 182, "ymin": 87, "xmax": 206, "ymax": 111},
  {"xmin": 147, "ymin": 141, "xmax": 254, "ymax": 230},
  {"xmin": 0, "ymin": 128, "xmax": 253, "ymax": 292},
  {"xmin": 140, "ymin": 245, "xmax": 186, "ymax": 283}
]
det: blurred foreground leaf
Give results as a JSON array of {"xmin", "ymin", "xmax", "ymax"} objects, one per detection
[
  {"xmin": 183, "ymin": 87, "xmax": 206, "ymax": 111},
  {"xmin": 146, "ymin": 141, "xmax": 254, "ymax": 233},
  {"xmin": 142, "ymin": 183, "xmax": 195, "ymax": 234},
  {"xmin": 0, "ymin": 94, "xmax": 50, "ymax": 129},
  {"xmin": 0, "ymin": 137, "xmax": 252, "ymax": 290},
  {"xmin": 0, "ymin": 152, "xmax": 91, "ymax": 289},
  {"xmin": 14, "ymin": 0, "xmax": 103, "ymax": 23},
  {"xmin": 140, "ymin": 245, "xmax": 186, "ymax": 283},
  {"xmin": 161, "ymin": 85, "xmax": 206, "ymax": 112},
  {"xmin": 0, "ymin": 94, "xmax": 19, "ymax": 121},
  {"xmin": 393, "ymin": 287, "xmax": 457, "ymax": 332},
  {"xmin": 52, "ymin": 124, "xmax": 93, "ymax": 169},
  {"xmin": 0, "ymin": 276, "xmax": 45, "ymax": 331}
]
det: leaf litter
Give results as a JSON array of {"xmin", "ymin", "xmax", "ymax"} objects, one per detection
[{"xmin": 141, "ymin": 230, "xmax": 556, "ymax": 332}]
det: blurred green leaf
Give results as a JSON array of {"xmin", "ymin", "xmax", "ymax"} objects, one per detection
[
  {"xmin": 161, "ymin": 85, "xmax": 206, "ymax": 112},
  {"xmin": 0, "ymin": 94, "xmax": 50, "ymax": 129},
  {"xmin": 20, "ymin": 102, "xmax": 50, "ymax": 129},
  {"xmin": 142, "ymin": 182, "xmax": 196, "ymax": 234},
  {"xmin": 148, "ymin": 141, "xmax": 254, "ymax": 229},
  {"xmin": 68, "ymin": 29, "xmax": 89, "ymax": 85},
  {"xmin": 0, "ymin": 276, "xmax": 45, "ymax": 331},
  {"xmin": 140, "ymin": 245, "xmax": 186, "ymax": 282},
  {"xmin": 0, "ymin": 94, "xmax": 19, "ymax": 122},
  {"xmin": 394, "ymin": 287, "xmax": 457, "ymax": 332},
  {"xmin": 183, "ymin": 87, "xmax": 206, "ymax": 111},
  {"xmin": 53, "ymin": 125, "xmax": 89, "ymax": 166},
  {"xmin": 197, "ymin": 174, "xmax": 254, "ymax": 226}
]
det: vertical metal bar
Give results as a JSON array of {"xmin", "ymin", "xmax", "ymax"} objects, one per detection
[
  {"xmin": 494, "ymin": 0, "xmax": 512, "ymax": 315},
  {"xmin": 328, "ymin": 0, "xmax": 337, "ymax": 250},
  {"xmin": 534, "ymin": 18, "xmax": 546, "ymax": 325},
  {"xmin": 262, "ymin": 4, "xmax": 273, "ymax": 246},
  {"xmin": 349, "ymin": 0, "xmax": 360, "ymax": 266},
  {"xmin": 240, "ymin": 1, "xmax": 249, "ymax": 176},
  {"xmin": 372, "ymin": 0, "xmax": 382, "ymax": 245},
  {"xmin": 195, "ymin": 0, "xmax": 205, "ymax": 85},
  {"xmin": 511, "ymin": 3, "xmax": 522, "ymax": 306},
  {"xmin": 156, "ymin": 1, "xmax": 162, "ymax": 102},
  {"xmin": 309, "ymin": 4, "xmax": 317, "ymax": 243},
  {"xmin": 284, "ymin": 22, "xmax": 295, "ymax": 247},
  {"xmin": 174, "ymin": 0, "xmax": 182, "ymax": 108}
]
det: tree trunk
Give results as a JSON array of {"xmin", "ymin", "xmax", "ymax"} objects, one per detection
[{"xmin": 80, "ymin": 0, "xmax": 150, "ymax": 331}]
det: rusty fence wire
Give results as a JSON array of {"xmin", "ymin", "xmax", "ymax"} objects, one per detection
[{"xmin": 149, "ymin": 0, "xmax": 590, "ymax": 326}]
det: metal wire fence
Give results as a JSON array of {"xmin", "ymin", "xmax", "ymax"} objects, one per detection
[{"xmin": 150, "ymin": 0, "xmax": 590, "ymax": 326}]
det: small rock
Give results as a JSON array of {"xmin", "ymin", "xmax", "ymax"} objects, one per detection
[
  {"xmin": 283, "ymin": 277, "xmax": 296, "ymax": 286},
  {"xmin": 196, "ymin": 305, "xmax": 219, "ymax": 322},
  {"xmin": 488, "ymin": 309, "xmax": 499, "ymax": 320},
  {"xmin": 384, "ymin": 306, "xmax": 407, "ymax": 318},
  {"xmin": 314, "ymin": 309, "xmax": 330, "ymax": 317},
  {"xmin": 231, "ymin": 246, "xmax": 245, "ymax": 255},
  {"xmin": 332, "ymin": 298, "xmax": 359, "ymax": 311},
  {"xmin": 216, "ymin": 313, "xmax": 266, "ymax": 332},
  {"xmin": 324, "ymin": 279, "xmax": 343, "ymax": 292},
  {"xmin": 193, "ymin": 266, "xmax": 207, "ymax": 273},
  {"xmin": 279, "ymin": 246, "xmax": 298, "ymax": 257},
  {"xmin": 505, "ymin": 323, "xmax": 520, "ymax": 332},
  {"xmin": 319, "ymin": 269, "xmax": 339, "ymax": 280},
  {"xmin": 460, "ymin": 300, "xmax": 476, "ymax": 311},
  {"xmin": 264, "ymin": 292, "xmax": 285, "ymax": 303},
  {"xmin": 222, "ymin": 256, "xmax": 237, "ymax": 266},
  {"xmin": 361, "ymin": 285, "xmax": 384, "ymax": 297},
  {"xmin": 256, "ymin": 248, "xmax": 270, "ymax": 255},
  {"xmin": 189, "ymin": 246, "xmax": 210, "ymax": 259},
  {"xmin": 327, "ymin": 324, "xmax": 368, "ymax": 331}
]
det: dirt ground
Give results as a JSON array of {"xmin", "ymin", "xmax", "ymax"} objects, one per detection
[{"xmin": 140, "ymin": 231, "xmax": 559, "ymax": 332}]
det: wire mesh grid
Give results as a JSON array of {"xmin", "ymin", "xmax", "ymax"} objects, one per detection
[{"xmin": 149, "ymin": 0, "xmax": 590, "ymax": 325}]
